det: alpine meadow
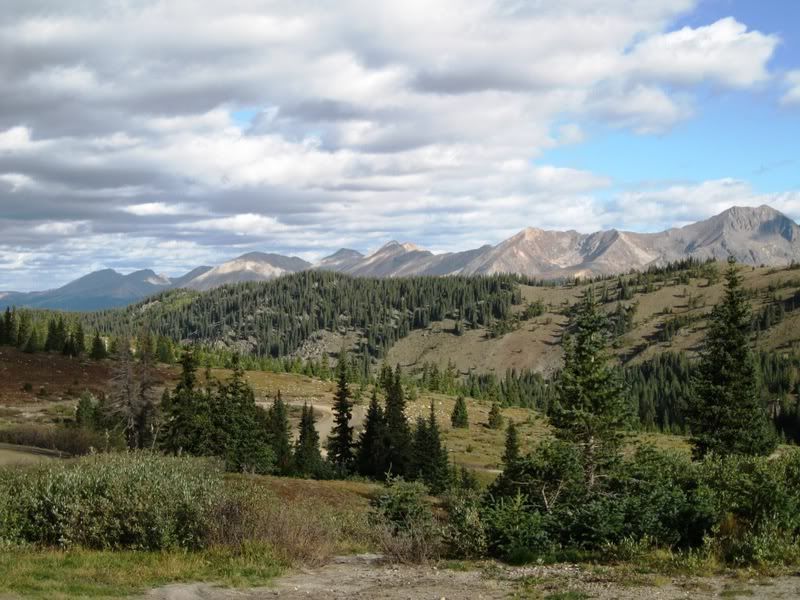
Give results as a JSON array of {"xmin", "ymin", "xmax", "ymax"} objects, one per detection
[{"xmin": 4, "ymin": 2, "xmax": 800, "ymax": 599}]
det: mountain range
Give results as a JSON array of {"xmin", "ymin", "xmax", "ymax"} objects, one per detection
[{"xmin": 2, "ymin": 205, "xmax": 799, "ymax": 311}]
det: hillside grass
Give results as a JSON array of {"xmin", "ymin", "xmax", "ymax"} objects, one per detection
[
  {"xmin": 0, "ymin": 459, "xmax": 380, "ymax": 599},
  {"xmin": 0, "ymin": 546, "xmax": 284, "ymax": 600}
]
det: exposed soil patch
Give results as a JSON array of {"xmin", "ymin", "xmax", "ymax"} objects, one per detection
[{"xmin": 144, "ymin": 559, "xmax": 800, "ymax": 599}]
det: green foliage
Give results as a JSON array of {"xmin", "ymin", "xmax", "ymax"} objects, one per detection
[
  {"xmin": 383, "ymin": 367, "xmax": 412, "ymax": 477},
  {"xmin": 0, "ymin": 453, "xmax": 222, "ymax": 550},
  {"xmin": 327, "ymin": 365, "xmax": 354, "ymax": 473},
  {"xmin": 502, "ymin": 419, "xmax": 520, "ymax": 465},
  {"xmin": 265, "ymin": 391, "xmax": 293, "ymax": 475},
  {"xmin": 214, "ymin": 356, "xmax": 274, "ymax": 474},
  {"xmin": 370, "ymin": 476, "xmax": 440, "ymax": 562},
  {"xmin": 161, "ymin": 350, "xmax": 216, "ymax": 456},
  {"xmin": 688, "ymin": 258, "xmax": 777, "ymax": 458},
  {"xmin": 89, "ymin": 331, "xmax": 108, "ymax": 360},
  {"xmin": 450, "ymin": 396, "xmax": 469, "ymax": 428},
  {"xmin": 294, "ymin": 403, "xmax": 322, "ymax": 478},
  {"xmin": 356, "ymin": 388, "xmax": 388, "ymax": 479},
  {"xmin": 80, "ymin": 271, "xmax": 521, "ymax": 361},
  {"xmin": 410, "ymin": 401, "xmax": 450, "ymax": 494},
  {"xmin": 552, "ymin": 289, "xmax": 627, "ymax": 488},
  {"xmin": 482, "ymin": 493, "xmax": 551, "ymax": 563},
  {"xmin": 487, "ymin": 402, "xmax": 503, "ymax": 429},
  {"xmin": 441, "ymin": 490, "xmax": 487, "ymax": 559},
  {"xmin": 700, "ymin": 451, "xmax": 800, "ymax": 565}
]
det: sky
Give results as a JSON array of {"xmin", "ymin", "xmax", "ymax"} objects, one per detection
[{"xmin": 1, "ymin": 0, "xmax": 800, "ymax": 291}]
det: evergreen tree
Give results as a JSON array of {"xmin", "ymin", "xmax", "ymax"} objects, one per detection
[
  {"xmin": 383, "ymin": 366, "xmax": 412, "ymax": 477},
  {"xmin": 328, "ymin": 364, "xmax": 355, "ymax": 472},
  {"xmin": 688, "ymin": 257, "xmax": 777, "ymax": 458},
  {"xmin": 551, "ymin": 289, "xmax": 627, "ymax": 488},
  {"xmin": 356, "ymin": 388, "xmax": 388, "ymax": 479},
  {"xmin": 502, "ymin": 419, "xmax": 520, "ymax": 465},
  {"xmin": 295, "ymin": 403, "xmax": 322, "ymax": 477},
  {"xmin": 0, "ymin": 308, "xmax": 15, "ymax": 345},
  {"xmin": 90, "ymin": 332, "xmax": 108, "ymax": 360},
  {"xmin": 265, "ymin": 391, "xmax": 293, "ymax": 474},
  {"xmin": 162, "ymin": 350, "xmax": 216, "ymax": 456},
  {"xmin": 487, "ymin": 402, "xmax": 504, "ymax": 429},
  {"xmin": 216, "ymin": 355, "xmax": 274, "ymax": 473},
  {"xmin": 411, "ymin": 401, "xmax": 450, "ymax": 494},
  {"xmin": 73, "ymin": 322, "xmax": 86, "ymax": 356},
  {"xmin": 450, "ymin": 396, "xmax": 469, "ymax": 428}
]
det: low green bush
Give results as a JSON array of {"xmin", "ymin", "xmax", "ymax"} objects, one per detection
[
  {"xmin": 0, "ymin": 424, "xmax": 119, "ymax": 456},
  {"xmin": 0, "ymin": 452, "xmax": 223, "ymax": 550},
  {"xmin": 477, "ymin": 442, "xmax": 800, "ymax": 567},
  {"xmin": 699, "ymin": 451, "xmax": 800, "ymax": 566},
  {"xmin": 370, "ymin": 476, "xmax": 441, "ymax": 562}
]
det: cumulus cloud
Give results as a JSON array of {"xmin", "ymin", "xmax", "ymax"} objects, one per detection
[
  {"xmin": 610, "ymin": 179, "xmax": 800, "ymax": 231},
  {"xmin": 0, "ymin": 0, "xmax": 792, "ymax": 289},
  {"xmin": 782, "ymin": 71, "xmax": 800, "ymax": 106}
]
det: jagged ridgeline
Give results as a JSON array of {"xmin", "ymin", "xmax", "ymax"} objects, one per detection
[{"xmin": 81, "ymin": 271, "xmax": 523, "ymax": 359}]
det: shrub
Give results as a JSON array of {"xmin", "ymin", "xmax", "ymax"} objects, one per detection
[
  {"xmin": 482, "ymin": 492, "xmax": 551, "ymax": 563},
  {"xmin": 0, "ymin": 424, "xmax": 118, "ymax": 456},
  {"xmin": 210, "ymin": 481, "xmax": 374, "ymax": 566},
  {"xmin": 441, "ymin": 490, "xmax": 487, "ymax": 558},
  {"xmin": 610, "ymin": 446, "xmax": 714, "ymax": 549},
  {"xmin": 370, "ymin": 477, "xmax": 440, "ymax": 562},
  {"xmin": 0, "ymin": 452, "xmax": 223, "ymax": 550},
  {"xmin": 699, "ymin": 450, "xmax": 800, "ymax": 565}
]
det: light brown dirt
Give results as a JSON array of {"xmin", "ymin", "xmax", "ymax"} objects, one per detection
[{"xmin": 144, "ymin": 559, "xmax": 800, "ymax": 599}]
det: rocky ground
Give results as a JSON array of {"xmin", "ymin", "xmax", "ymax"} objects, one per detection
[{"xmin": 145, "ymin": 555, "xmax": 800, "ymax": 599}]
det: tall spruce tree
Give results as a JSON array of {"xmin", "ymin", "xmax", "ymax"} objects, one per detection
[
  {"xmin": 503, "ymin": 419, "xmax": 520, "ymax": 465},
  {"xmin": 216, "ymin": 355, "xmax": 273, "ymax": 473},
  {"xmin": 265, "ymin": 391, "xmax": 293, "ymax": 475},
  {"xmin": 328, "ymin": 364, "xmax": 355, "ymax": 472},
  {"xmin": 383, "ymin": 366, "xmax": 412, "ymax": 477},
  {"xmin": 411, "ymin": 401, "xmax": 450, "ymax": 494},
  {"xmin": 688, "ymin": 257, "xmax": 777, "ymax": 458},
  {"xmin": 162, "ymin": 350, "xmax": 216, "ymax": 456},
  {"xmin": 488, "ymin": 402, "xmax": 504, "ymax": 429},
  {"xmin": 356, "ymin": 388, "xmax": 388, "ymax": 479},
  {"xmin": 551, "ymin": 288, "xmax": 627, "ymax": 488},
  {"xmin": 90, "ymin": 332, "xmax": 108, "ymax": 360},
  {"xmin": 295, "ymin": 403, "xmax": 322, "ymax": 477},
  {"xmin": 450, "ymin": 396, "xmax": 469, "ymax": 428}
]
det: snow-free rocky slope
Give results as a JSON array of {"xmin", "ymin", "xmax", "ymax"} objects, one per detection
[{"xmin": 4, "ymin": 205, "xmax": 799, "ymax": 311}]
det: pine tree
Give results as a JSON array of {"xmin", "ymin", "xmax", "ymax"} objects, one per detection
[
  {"xmin": 502, "ymin": 419, "xmax": 520, "ymax": 465},
  {"xmin": 328, "ymin": 365, "xmax": 355, "ymax": 472},
  {"xmin": 356, "ymin": 388, "xmax": 388, "ymax": 479},
  {"xmin": 162, "ymin": 349, "xmax": 216, "ymax": 456},
  {"xmin": 216, "ymin": 355, "xmax": 273, "ymax": 473},
  {"xmin": 411, "ymin": 401, "xmax": 450, "ymax": 494},
  {"xmin": 90, "ymin": 332, "xmax": 108, "ymax": 360},
  {"xmin": 73, "ymin": 322, "xmax": 86, "ymax": 356},
  {"xmin": 450, "ymin": 396, "xmax": 469, "ymax": 428},
  {"xmin": 383, "ymin": 366, "xmax": 412, "ymax": 477},
  {"xmin": 265, "ymin": 390, "xmax": 293, "ymax": 474},
  {"xmin": 688, "ymin": 257, "xmax": 777, "ymax": 458},
  {"xmin": 295, "ymin": 403, "xmax": 322, "ymax": 477},
  {"xmin": 551, "ymin": 288, "xmax": 627, "ymax": 489},
  {"xmin": 488, "ymin": 402, "xmax": 503, "ymax": 429}
]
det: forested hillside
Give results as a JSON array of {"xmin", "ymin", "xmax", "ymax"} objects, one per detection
[{"xmin": 81, "ymin": 271, "xmax": 522, "ymax": 363}]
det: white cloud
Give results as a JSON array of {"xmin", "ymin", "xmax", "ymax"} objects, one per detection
[
  {"xmin": 611, "ymin": 178, "xmax": 800, "ymax": 231},
  {"xmin": 628, "ymin": 18, "xmax": 778, "ymax": 89},
  {"xmin": 781, "ymin": 71, "xmax": 800, "ymax": 106},
  {"xmin": 0, "ymin": 1, "xmax": 793, "ymax": 288},
  {"xmin": 123, "ymin": 202, "xmax": 202, "ymax": 216}
]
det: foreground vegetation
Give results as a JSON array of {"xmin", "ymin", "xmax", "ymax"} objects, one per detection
[{"xmin": 2, "ymin": 259, "xmax": 800, "ymax": 597}]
